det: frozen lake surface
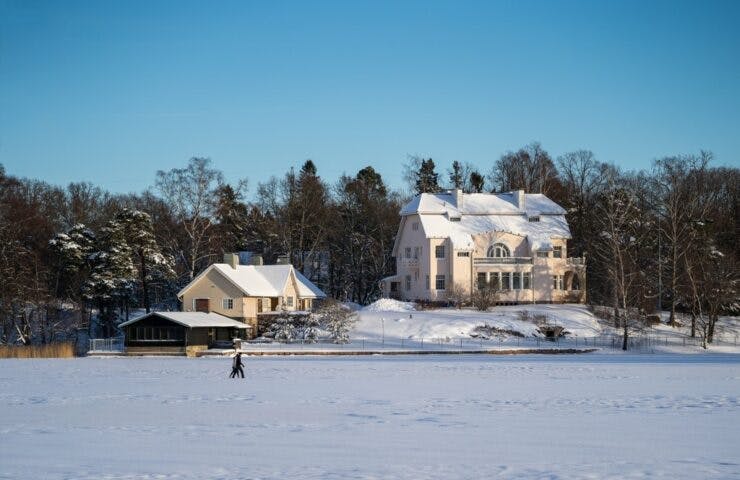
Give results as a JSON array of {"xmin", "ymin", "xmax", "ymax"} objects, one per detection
[{"xmin": 1, "ymin": 354, "xmax": 739, "ymax": 479}]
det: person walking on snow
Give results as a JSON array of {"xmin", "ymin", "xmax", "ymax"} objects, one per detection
[{"xmin": 230, "ymin": 352, "xmax": 245, "ymax": 378}]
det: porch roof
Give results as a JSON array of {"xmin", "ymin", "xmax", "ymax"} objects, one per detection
[{"xmin": 119, "ymin": 312, "xmax": 251, "ymax": 329}]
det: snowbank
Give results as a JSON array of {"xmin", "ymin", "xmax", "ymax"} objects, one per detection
[{"xmin": 362, "ymin": 298, "xmax": 417, "ymax": 312}]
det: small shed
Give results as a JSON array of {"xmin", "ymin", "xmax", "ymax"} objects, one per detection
[{"xmin": 119, "ymin": 311, "xmax": 251, "ymax": 355}]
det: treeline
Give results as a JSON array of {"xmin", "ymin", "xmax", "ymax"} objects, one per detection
[{"xmin": 0, "ymin": 142, "xmax": 737, "ymax": 346}]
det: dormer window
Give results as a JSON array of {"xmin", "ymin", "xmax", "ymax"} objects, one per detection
[
  {"xmin": 528, "ymin": 216, "xmax": 540, "ymax": 222},
  {"xmin": 412, "ymin": 222, "xmax": 419, "ymax": 231},
  {"xmin": 450, "ymin": 217, "xmax": 461, "ymax": 222}
]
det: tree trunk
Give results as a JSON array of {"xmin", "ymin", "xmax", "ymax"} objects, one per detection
[
  {"xmin": 690, "ymin": 311, "xmax": 696, "ymax": 338},
  {"xmin": 140, "ymin": 251, "xmax": 150, "ymax": 314},
  {"xmin": 707, "ymin": 314, "xmax": 717, "ymax": 344},
  {"xmin": 668, "ymin": 244, "xmax": 678, "ymax": 327}
]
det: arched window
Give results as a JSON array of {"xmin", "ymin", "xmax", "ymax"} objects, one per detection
[{"xmin": 487, "ymin": 243, "xmax": 510, "ymax": 258}]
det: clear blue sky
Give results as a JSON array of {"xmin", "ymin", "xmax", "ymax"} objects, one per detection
[{"xmin": 1, "ymin": 0, "xmax": 739, "ymax": 195}]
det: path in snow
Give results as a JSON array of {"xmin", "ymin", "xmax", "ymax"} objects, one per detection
[{"xmin": 0, "ymin": 355, "xmax": 738, "ymax": 480}]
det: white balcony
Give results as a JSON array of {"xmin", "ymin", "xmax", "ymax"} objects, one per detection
[{"xmin": 473, "ymin": 257, "xmax": 533, "ymax": 265}]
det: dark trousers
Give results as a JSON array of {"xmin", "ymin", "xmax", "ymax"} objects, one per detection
[{"xmin": 230, "ymin": 366, "xmax": 244, "ymax": 378}]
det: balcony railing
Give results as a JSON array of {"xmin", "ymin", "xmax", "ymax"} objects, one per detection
[
  {"xmin": 400, "ymin": 258, "xmax": 420, "ymax": 268},
  {"xmin": 473, "ymin": 257, "xmax": 533, "ymax": 265}
]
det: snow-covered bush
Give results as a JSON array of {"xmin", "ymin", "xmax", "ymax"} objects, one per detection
[
  {"xmin": 314, "ymin": 299, "xmax": 357, "ymax": 344},
  {"xmin": 302, "ymin": 315, "xmax": 321, "ymax": 343},
  {"xmin": 270, "ymin": 313, "xmax": 297, "ymax": 343}
]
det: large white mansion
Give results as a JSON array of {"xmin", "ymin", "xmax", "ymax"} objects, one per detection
[{"xmin": 381, "ymin": 189, "xmax": 586, "ymax": 304}]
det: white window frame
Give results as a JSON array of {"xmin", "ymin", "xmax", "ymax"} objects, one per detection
[
  {"xmin": 405, "ymin": 247, "xmax": 412, "ymax": 259},
  {"xmin": 286, "ymin": 296, "xmax": 294, "ymax": 307},
  {"xmin": 425, "ymin": 275, "xmax": 430, "ymax": 290},
  {"xmin": 435, "ymin": 274, "xmax": 446, "ymax": 290},
  {"xmin": 501, "ymin": 272, "xmax": 511, "ymax": 290},
  {"xmin": 405, "ymin": 275, "xmax": 412, "ymax": 291},
  {"xmin": 222, "ymin": 298, "xmax": 234, "ymax": 310},
  {"xmin": 487, "ymin": 243, "xmax": 510, "ymax": 258},
  {"xmin": 412, "ymin": 222, "xmax": 419, "ymax": 231},
  {"xmin": 435, "ymin": 245, "xmax": 445, "ymax": 259},
  {"xmin": 553, "ymin": 246, "xmax": 563, "ymax": 258}
]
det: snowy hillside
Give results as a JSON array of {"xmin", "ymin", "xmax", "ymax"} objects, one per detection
[{"xmin": 354, "ymin": 302, "xmax": 602, "ymax": 339}]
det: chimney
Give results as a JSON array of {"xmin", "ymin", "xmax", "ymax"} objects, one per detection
[
  {"xmin": 249, "ymin": 254, "xmax": 264, "ymax": 266},
  {"xmin": 223, "ymin": 253, "xmax": 239, "ymax": 269},
  {"xmin": 276, "ymin": 255, "xmax": 290, "ymax": 265},
  {"xmin": 513, "ymin": 190, "xmax": 525, "ymax": 211},
  {"xmin": 454, "ymin": 188, "xmax": 463, "ymax": 209}
]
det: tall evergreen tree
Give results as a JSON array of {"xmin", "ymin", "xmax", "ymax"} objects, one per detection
[
  {"xmin": 448, "ymin": 161, "xmax": 464, "ymax": 189},
  {"xmin": 85, "ymin": 218, "xmax": 137, "ymax": 335},
  {"xmin": 415, "ymin": 158, "xmax": 441, "ymax": 194},
  {"xmin": 117, "ymin": 209, "xmax": 175, "ymax": 313},
  {"xmin": 470, "ymin": 171, "xmax": 485, "ymax": 193}
]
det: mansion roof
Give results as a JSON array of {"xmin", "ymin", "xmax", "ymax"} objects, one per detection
[{"xmin": 399, "ymin": 191, "xmax": 571, "ymax": 251}]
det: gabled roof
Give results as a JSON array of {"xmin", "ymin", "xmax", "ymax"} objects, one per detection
[
  {"xmin": 119, "ymin": 311, "xmax": 250, "ymax": 329},
  {"xmin": 177, "ymin": 263, "xmax": 327, "ymax": 299},
  {"xmin": 398, "ymin": 191, "xmax": 570, "ymax": 252}
]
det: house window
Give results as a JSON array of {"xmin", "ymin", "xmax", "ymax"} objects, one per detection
[
  {"xmin": 457, "ymin": 251, "xmax": 470, "ymax": 257},
  {"xmin": 552, "ymin": 275, "xmax": 563, "ymax": 290},
  {"xmin": 414, "ymin": 247, "xmax": 421, "ymax": 259},
  {"xmin": 477, "ymin": 272, "xmax": 488, "ymax": 290},
  {"xmin": 450, "ymin": 217, "xmax": 461, "ymax": 222},
  {"xmin": 222, "ymin": 298, "xmax": 234, "ymax": 310},
  {"xmin": 405, "ymin": 275, "xmax": 412, "ymax": 291},
  {"xmin": 490, "ymin": 272, "xmax": 500, "ymax": 289},
  {"xmin": 435, "ymin": 275, "xmax": 446, "ymax": 290},
  {"xmin": 523, "ymin": 272, "xmax": 531, "ymax": 289},
  {"xmin": 536, "ymin": 251, "xmax": 549, "ymax": 258},
  {"xmin": 513, "ymin": 272, "xmax": 521, "ymax": 290},
  {"xmin": 501, "ymin": 272, "xmax": 511, "ymax": 290},
  {"xmin": 435, "ymin": 245, "xmax": 445, "ymax": 258},
  {"xmin": 405, "ymin": 247, "xmax": 412, "ymax": 259},
  {"xmin": 553, "ymin": 246, "xmax": 563, "ymax": 258},
  {"xmin": 414, "ymin": 270, "xmax": 419, "ymax": 281},
  {"xmin": 528, "ymin": 216, "xmax": 540, "ymax": 222},
  {"xmin": 425, "ymin": 275, "xmax": 430, "ymax": 290},
  {"xmin": 487, "ymin": 243, "xmax": 510, "ymax": 258},
  {"xmin": 286, "ymin": 296, "xmax": 294, "ymax": 307},
  {"xmin": 412, "ymin": 222, "xmax": 419, "ymax": 231}
]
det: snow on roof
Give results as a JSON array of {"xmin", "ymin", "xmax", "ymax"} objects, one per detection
[
  {"xmin": 119, "ymin": 312, "xmax": 250, "ymax": 329},
  {"xmin": 402, "ymin": 191, "xmax": 570, "ymax": 251},
  {"xmin": 400, "ymin": 191, "xmax": 565, "ymax": 216},
  {"xmin": 294, "ymin": 269, "xmax": 327, "ymax": 298},
  {"xmin": 179, "ymin": 263, "xmax": 327, "ymax": 299}
]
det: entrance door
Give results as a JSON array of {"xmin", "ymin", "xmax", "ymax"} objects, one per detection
[{"xmin": 195, "ymin": 298, "xmax": 210, "ymax": 313}]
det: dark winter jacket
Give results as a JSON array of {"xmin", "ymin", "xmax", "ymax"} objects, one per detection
[{"xmin": 232, "ymin": 354, "xmax": 244, "ymax": 368}]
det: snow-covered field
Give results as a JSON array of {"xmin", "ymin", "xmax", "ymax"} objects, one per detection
[{"xmin": 1, "ymin": 355, "xmax": 739, "ymax": 480}]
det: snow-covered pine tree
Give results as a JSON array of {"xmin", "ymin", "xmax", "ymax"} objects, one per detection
[
  {"xmin": 302, "ymin": 314, "xmax": 321, "ymax": 343},
  {"xmin": 269, "ymin": 310, "xmax": 297, "ymax": 343},
  {"xmin": 49, "ymin": 224, "xmax": 96, "ymax": 331},
  {"xmin": 85, "ymin": 218, "xmax": 137, "ymax": 337},
  {"xmin": 116, "ymin": 208, "xmax": 175, "ymax": 313},
  {"xmin": 315, "ymin": 300, "xmax": 356, "ymax": 344}
]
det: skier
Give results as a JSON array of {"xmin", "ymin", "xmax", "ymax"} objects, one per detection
[{"xmin": 230, "ymin": 352, "xmax": 245, "ymax": 378}]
